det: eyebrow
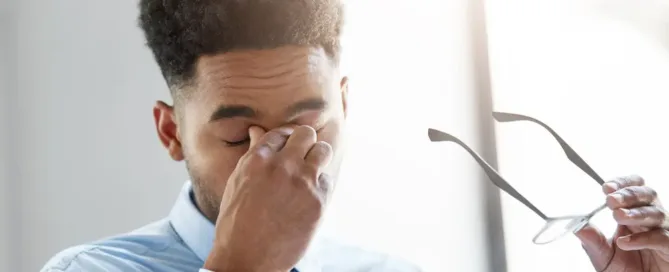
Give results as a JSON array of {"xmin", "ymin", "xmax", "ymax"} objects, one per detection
[
  {"xmin": 209, "ymin": 105, "xmax": 256, "ymax": 122},
  {"xmin": 286, "ymin": 98, "xmax": 328, "ymax": 119},
  {"xmin": 208, "ymin": 98, "xmax": 327, "ymax": 123}
]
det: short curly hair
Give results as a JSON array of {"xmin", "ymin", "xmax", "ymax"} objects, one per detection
[{"xmin": 138, "ymin": 0, "xmax": 344, "ymax": 95}]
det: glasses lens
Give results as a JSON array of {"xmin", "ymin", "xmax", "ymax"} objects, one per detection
[{"xmin": 532, "ymin": 216, "xmax": 589, "ymax": 244}]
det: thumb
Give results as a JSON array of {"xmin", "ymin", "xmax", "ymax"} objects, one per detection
[
  {"xmin": 248, "ymin": 126, "xmax": 267, "ymax": 148},
  {"xmin": 575, "ymin": 224, "xmax": 614, "ymax": 270}
]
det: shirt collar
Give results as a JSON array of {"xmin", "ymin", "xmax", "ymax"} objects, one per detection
[
  {"xmin": 169, "ymin": 181, "xmax": 215, "ymax": 262},
  {"xmin": 168, "ymin": 181, "xmax": 322, "ymax": 272}
]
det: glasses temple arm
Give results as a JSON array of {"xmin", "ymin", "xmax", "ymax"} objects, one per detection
[
  {"xmin": 551, "ymin": 132, "xmax": 606, "ymax": 185},
  {"xmin": 432, "ymin": 130, "xmax": 548, "ymax": 220},
  {"xmin": 494, "ymin": 113, "xmax": 606, "ymax": 186}
]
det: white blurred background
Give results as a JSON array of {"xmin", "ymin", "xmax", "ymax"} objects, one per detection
[
  {"xmin": 1, "ymin": 0, "xmax": 669, "ymax": 271},
  {"xmin": 487, "ymin": 0, "xmax": 669, "ymax": 271}
]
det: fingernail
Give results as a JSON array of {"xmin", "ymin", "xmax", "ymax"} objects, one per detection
[
  {"xmin": 605, "ymin": 182, "xmax": 618, "ymax": 190},
  {"xmin": 611, "ymin": 193, "xmax": 624, "ymax": 204},
  {"xmin": 618, "ymin": 236, "xmax": 631, "ymax": 243}
]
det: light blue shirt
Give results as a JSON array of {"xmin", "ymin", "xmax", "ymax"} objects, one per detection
[{"xmin": 42, "ymin": 182, "xmax": 420, "ymax": 272}]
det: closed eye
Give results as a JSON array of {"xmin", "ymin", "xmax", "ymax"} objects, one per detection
[
  {"xmin": 223, "ymin": 138, "xmax": 250, "ymax": 147},
  {"xmin": 223, "ymin": 126, "xmax": 325, "ymax": 148}
]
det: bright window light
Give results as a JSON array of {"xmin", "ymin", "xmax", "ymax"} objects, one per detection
[
  {"xmin": 320, "ymin": 0, "xmax": 496, "ymax": 271},
  {"xmin": 487, "ymin": 0, "xmax": 669, "ymax": 271}
]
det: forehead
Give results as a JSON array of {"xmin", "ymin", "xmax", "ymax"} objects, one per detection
[{"xmin": 192, "ymin": 46, "xmax": 338, "ymax": 113}]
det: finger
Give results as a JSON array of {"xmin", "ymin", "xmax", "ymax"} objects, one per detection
[
  {"xmin": 575, "ymin": 224, "xmax": 615, "ymax": 270},
  {"xmin": 304, "ymin": 141, "xmax": 333, "ymax": 168},
  {"xmin": 249, "ymin": 126, "xmax": 293, "ymax": 155},
  {"xmin": 612, "ymin": 206, "xmax": 666, "ymax": 228},
  {"xmin": 249, "ymin": 126, "xmax": 267, "ymax": 148},
  {"xmin": 316, "ymin": 172, "xmax": 334, "ymax": 196},
  {"xmin": 617, "ymin": 229, "xmax": 669, "ymax": 254},
  {"xmin": 606, "ymin": 186, "xmax": 657, "ymax": 209},
  {"xmin": 282, "ymin": 125, "xmax": 318, "ymax": 159},
  {"xmin": 603, "ymin": 175, "xmax": 645, "ymax": 194}
]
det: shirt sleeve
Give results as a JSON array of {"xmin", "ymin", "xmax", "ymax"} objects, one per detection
[{"xmin": 41, "ymin": 245, "xmax": 157, "ymax": 272}]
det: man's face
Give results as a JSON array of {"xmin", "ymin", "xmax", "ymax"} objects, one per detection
[{"xmin": 153, "ymin": 46, "xmax": 347, "ymax": 220}]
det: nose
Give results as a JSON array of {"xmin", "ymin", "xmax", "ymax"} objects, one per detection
[{"xmin": 262, "ymin": 123, "xmax": 301, "ymax": 131}]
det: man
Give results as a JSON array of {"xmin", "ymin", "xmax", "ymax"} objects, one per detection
[{"xmin": 41, "ymin": 0, "xmax": 669, "ymax": 271}]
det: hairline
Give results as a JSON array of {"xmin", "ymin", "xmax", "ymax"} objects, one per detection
[{"xmin": 169, "ymin": 45, "xmax": 341, "ymax": 101}]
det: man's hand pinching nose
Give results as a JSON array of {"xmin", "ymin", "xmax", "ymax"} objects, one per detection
[{"xmin": 204, "ymin": 125, "xmax": 333, "ymax": 272}]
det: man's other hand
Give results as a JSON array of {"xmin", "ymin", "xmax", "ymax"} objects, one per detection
[{"xmin": 577, "ymin": 175, "xmax": 669, "ymax": 272}]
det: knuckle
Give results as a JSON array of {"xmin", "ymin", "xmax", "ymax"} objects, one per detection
[
  {"xmin": 264, "ymin": 131, "xmax": 286, "ymax": 145},
  {"xmin": 299, "ymin": 180, "xmax": 330, "ymax": 222},
  {"xmin": 264, "ymin": 154, "xmax": 278, "ymax": 166},
  {"xmin": 309, "ymin": 188, "xmax": 326, "ymax": 206},
  {"xmin": 302, "ymin": 163, "xmax": 320, "ymax": 178},
  {"xmin": 292, "ymin": 173, "xmax": 313, "ymax": 188},
  {"xmin": 657, "ymin": 209, "xmax": 666, "ymax": 222},
  {"xmin": 621, "ymin": 187, "xmax": 637, "ymax": 199},
  {"xmin": 271, "ymin": 126, "xmax": 295, "ymax": 136},
  {"xmin": 294, "ymin": 185, "xmax": 326, "ymax": 220},
  {"xmin": 246, "ymin": 148, "xmax": 269, "ymax": 163},
  {"xmin": 264, "ymin": 130, "xmax": 282, "ymax": 140},
  {"xmin": 648, "ymin": 187, "xmax": 659, "ymax": 199},
  {"xmin": 309, "ymin": 189, "xmax": 328, "ymax": 212},
  {"xmin": 269, "ymin": 159, "xmax": 293, "ymax": 177},
  {"xmin": 636, "ymin": 207, "xmax": 650, "ymax": 218},
  {"xmin": 318, "ymin": 173, "xmax": 333, "ymax": 193},
  {"xmin": 637, "ymin": 186, "xmax": 657, "ymax": 202},
  {"xmin": 619, "ymin": 176, "xmax": 633, "ymax": 187},
  {"xmin": 611, "ymin": 177, "xmax": 625, "ymax": 188},
  {"xmin": 630, "ymin": 174, "xmax": 645, "ymax": 185}
]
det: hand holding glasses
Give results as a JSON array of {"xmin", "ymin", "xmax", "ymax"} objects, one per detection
[{"xmin": 428, "ymin": 112, "xmax": 607, "ymax": 244}]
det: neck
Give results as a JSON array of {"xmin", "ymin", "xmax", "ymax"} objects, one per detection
[{"xmin": 190, "ymin": 187, "xmax": 219, "ymax": 224}]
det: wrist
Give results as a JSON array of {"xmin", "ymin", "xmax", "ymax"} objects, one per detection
[
  {"xmin": 204, "ymin": 244, "xmax": 284, "ymax": 272},
  {"xmin": 203, "ymin": 246, "xmax": 242, "ymax": 272}
]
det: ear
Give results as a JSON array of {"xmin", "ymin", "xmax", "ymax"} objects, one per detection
[
  {"xmin": 153, "ymin": 101, "xmax": 184, "ymax": 161},
  {"xmin": 340, "ymin": 76, "xmax": 349, "ymax": 118}
]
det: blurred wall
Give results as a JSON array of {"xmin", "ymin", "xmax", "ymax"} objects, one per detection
[
  {"xmin": 13, "ymin": 1, "xmax": 188, "ymax": 270},
  {"xmin": 1, "ymin": 0, "xmax": 16, "ymax": 270}
]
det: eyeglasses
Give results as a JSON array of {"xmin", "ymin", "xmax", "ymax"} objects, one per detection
[{"xmin": 428, "ymin": 112, "xmax": 607, "ymax": 244}]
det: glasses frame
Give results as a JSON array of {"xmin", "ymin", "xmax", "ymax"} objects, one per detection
[{"xmin": 428, "ymin": 112, "xmax": 607, "ymax": 244}]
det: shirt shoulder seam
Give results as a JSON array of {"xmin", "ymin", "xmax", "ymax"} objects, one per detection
[{"xmin": 50, "ymin": 245, "xmax": 105, "ymax": 271}]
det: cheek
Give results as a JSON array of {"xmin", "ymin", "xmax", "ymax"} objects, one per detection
[{"xmin": 187, "ymin": 128, "xmax": 248, "ymax": 189}]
